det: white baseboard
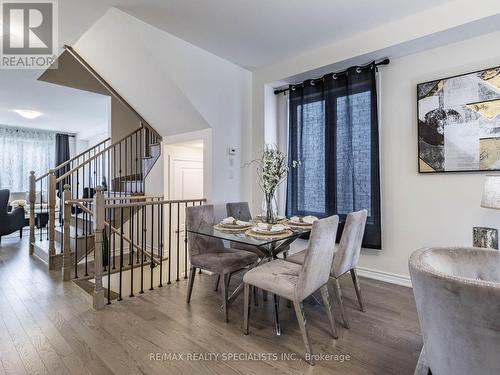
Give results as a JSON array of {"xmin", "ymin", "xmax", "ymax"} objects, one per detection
[{"xmin": 356, "ymin": 266, "xmax": 412, "ymax": 288}]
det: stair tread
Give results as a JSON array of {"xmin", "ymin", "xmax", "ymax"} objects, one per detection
[{"xmin": 32, "ymin": 239, "xmax": 62, "ymax": 253}]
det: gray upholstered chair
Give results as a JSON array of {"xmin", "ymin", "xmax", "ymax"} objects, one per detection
[
  {"xmin": 243, "ymin": 215, "xmax": 339, "ymax": 365},
  {"xmin": 226, "ymin": 202, "xmax": 265, "ymax": 258},
  {"xmin": 287, "ymin": 209, "xmax": 368, "ymax": 328},
  {"xmin": 0, "ymin": 189, "xmax": 25, "ymax": 243},
  {"xmin": 185, "ymin": 204, "xmax": 258, "ymax": 322},
  {"xmin": 409, "ymin": 247, "xmax": 500, "ymax": 375}
]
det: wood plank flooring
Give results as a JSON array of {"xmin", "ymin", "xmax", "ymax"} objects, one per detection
[{"xmin": 0, "ymin": 237, "xmax": 422, "ymax": 374}]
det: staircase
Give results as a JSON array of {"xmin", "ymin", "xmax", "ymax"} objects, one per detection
[
  {"xmin": 29, "ymin": 124, "xmax": 162, "ymax": 270},
  {"xmin": 28, "ymin": 44, "xmax": 164, "ymax": 270}
]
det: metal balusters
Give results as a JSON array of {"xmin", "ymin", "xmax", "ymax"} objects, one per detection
[
  {"xmin": 140, "ymin": 205, "xmax": 145, "ymax": 294},
  {"xmin": 107, "ymin": 210, "xmax": 112, "ymax": 305},
  {"xmin": 159, "ymin": 204, "xmax": 163, "ymax": 287},
  {"xmin": 184, "ymin": 202, "xmax": 188, "ymax": 279},
  {"xmin": 167, "ymin": 203, "xmax": 172, "ymax": 285},
  {"xmin": 119, "ymin": 142, "xmax": 122, "ymax": 196},
  {"xmin": 130, "ymin": 206, "xmax": 134, "ymax": 297},
  {"xmin": 150, "ymin": 203, "xmax": 154, "ymax": 291},
  {"xmin": 176, "ymin": 202, "xmax": 180, "ymax": 282},
  {"xmin": 118, "ymin": 206, "xmax": 124, "ymax": 301}
]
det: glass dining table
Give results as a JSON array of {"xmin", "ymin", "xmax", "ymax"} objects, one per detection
[{"xmin": 187, "ymin": 223, "xmax": 311, "ymax": 335}]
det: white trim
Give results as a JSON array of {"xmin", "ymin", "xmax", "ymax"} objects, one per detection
[{"xmin": 357, "ymin": 266, "xmax": 412, "ymax": 288}]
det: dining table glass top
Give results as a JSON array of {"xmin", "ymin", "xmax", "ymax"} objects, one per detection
[{"xmin": 187, "ymin": 223, "xmax": 311, "ymax": 248}]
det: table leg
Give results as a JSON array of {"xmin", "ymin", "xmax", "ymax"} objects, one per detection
[{"xmin": 226, "ymin": 258, "xmax": 268, "ymax": 305}]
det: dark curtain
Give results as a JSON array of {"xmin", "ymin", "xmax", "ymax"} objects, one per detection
[
  {"xmin": 287, "ymin": 64, "xmax": 381, "ymax": 249},
  {"xmin": 55, "ymin": 134, "xmax": 70, "ymax": 195}
]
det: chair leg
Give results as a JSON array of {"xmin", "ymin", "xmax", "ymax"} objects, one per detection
[
  {"xmin": 350, "ymin": 269, "xmax": 365, "ymax": 312},
  {"xmin": 19, "ymin": 229, "xmax": 23, "ymax": 238},
  {"xmin": 253, "ymin": 286, "xmax": 258, "ymax": 306},
  {"xmin": 273, "ymin": 294, "xmax": 281, "ymax": 335},
  {"xmin": 414, "ymin": 346, "xmax": 430, "ymax": 375},
  {"xmin": 214, "ymin": 274, "xmax": 220, "ymax": 291},
  {"xmin": 319, "ymin": 284, "xmax": 338, "ymax": 339},
  {"xmin": 186, "ymin": 267, "xmax": 197, "ymax": 303},
  {"xmin": 331, "ymin": 278, "xmax": 349, "ymax": 329},
  {"xmin": 221, "ymin": 273, "xmax": 229, "ymax": 322},
  {"xmin": 293, "ymin": 300, "xmax": 314, "ymax": 366},
  {"xmin": 243, "ymin": 283, "xmax": 251, "ymax": 334}
]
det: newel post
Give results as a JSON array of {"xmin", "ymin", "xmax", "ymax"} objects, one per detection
[
  {"xmin": 93, "ymin": 186, "xmax": 105, "ymax": 310},
  {"xmin": 29, "ymin": 171, "xmax": 36, "ymax": 254},
  {"xmin": 48, "ymin": 170, "xmax": 56, "ymax": 269},
  {"xmin": 62, "ymin": 185, "xmax": 72, "ymax": 281}
]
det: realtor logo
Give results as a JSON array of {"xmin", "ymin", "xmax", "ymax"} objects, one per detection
[{"xmin": 1, "ymin": 0, "xmax": 58, "ymax": 69}]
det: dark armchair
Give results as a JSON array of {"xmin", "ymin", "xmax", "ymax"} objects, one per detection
[{"xmin": 0, "ymin": 189, "xmax": 25, "ymax": 243}]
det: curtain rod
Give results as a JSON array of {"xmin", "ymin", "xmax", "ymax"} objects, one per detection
[{"xmin": 274, "ymin": 58, "xmax": 390, "ymax": 95}]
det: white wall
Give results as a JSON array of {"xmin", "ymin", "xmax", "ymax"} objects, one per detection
[
  {"xmin": 260, "ymin": 30, "xmax": 500, "ymax": 280},
  {"xmin": 74, "ymin": 8, "xmax": 252, "ymax": 206},
  {"xmin": 358, "ymin": 30, "xmax": 500, "ymax": 277}
]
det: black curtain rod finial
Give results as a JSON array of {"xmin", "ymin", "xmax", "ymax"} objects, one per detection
[{"xmin": 273, "ymin": 57, "xmax": 390, "ymax": 95}]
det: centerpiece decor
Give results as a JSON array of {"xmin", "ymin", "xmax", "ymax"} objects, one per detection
[{"xmin": 250, "ymin": 145, "xmax": 300, "ymax": 224}]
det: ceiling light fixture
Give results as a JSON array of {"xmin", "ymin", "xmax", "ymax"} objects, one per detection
[{"xmin": 13, "ymin": 109, "xmax": 43, "ymax": 119}]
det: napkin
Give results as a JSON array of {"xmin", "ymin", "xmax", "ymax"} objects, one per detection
[
  {"xmin": 222, "ymin": 217, "xmax": 236, "ymax": 224},
  {"xmin": 303, "ymin": 216, "xmax": 318, "ymax": 224},
  {"xmin": 290, "ymin": 216, "xmax": 318, "ymax": 224},
  {"xmin": 256, "ymin": 223, "xmax": 286, "ymax": 232},
  {"xmin": 236, "ymin": 220, "xmax": 250, "ymax": 226}
]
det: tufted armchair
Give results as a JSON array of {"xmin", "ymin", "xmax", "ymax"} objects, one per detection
[
  {"xmin": 0, "ymin": 189, "xmax": 25, "ymax": 243},
  {"xmin": 409, "ymin": 247, "xmax": 500, "ymax": 375}
]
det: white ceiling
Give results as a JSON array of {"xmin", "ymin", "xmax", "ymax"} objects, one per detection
[
  {"xmin": 107, "ymin": 0, "xmax": 453, "ymax": 69},
  {"xmin": 0, "ymin": 0, "xmax": 110, "ymax": 139}
]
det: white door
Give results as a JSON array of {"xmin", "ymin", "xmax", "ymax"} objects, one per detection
[{"xmin": 170, "ymin": 159, "xmax": 203, "ymax": 200}]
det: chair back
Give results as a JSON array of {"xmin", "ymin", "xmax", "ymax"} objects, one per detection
[
  {"xmin": 186, "ymin": 204, "xmax": 224, "ymax": 257},
  {"xmin": 226, "ymin": 202, "xmax": 252, "ymax": 221},
  {"xmin": 296, "ymin": 215, "xmax": 339, "ymax": 301},
  {"xmin": 409, "ymin": 247, "xmax": 500, "ymax": 375},
  {"xmin": 0, "ymin": 189, "xmax": 9, "ymax": 216},
  {"xmin": 332, "ymin": 210, "xmax": 367, "ymax": 277}
]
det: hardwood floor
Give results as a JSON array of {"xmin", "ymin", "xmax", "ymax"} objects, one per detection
[{"xmin": 0, "ymin": 237, "xmax": 422, "ymax": 374}]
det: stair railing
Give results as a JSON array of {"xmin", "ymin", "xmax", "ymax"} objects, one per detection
[
  {"xmin": 29, "ymin": 123, "xmax": 162, "ymax": 269},
  {"xmin": 63, "ymin": 185, "xmax": 206, "ymax": 309},
  {"xmin": 28, "ymin": 137, "xmax": 111, "ymax": 266}
]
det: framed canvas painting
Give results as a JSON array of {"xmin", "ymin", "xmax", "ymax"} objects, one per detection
[{"xmin": 417, "ymin": 66, "xmax": 500, "ymax": 173}]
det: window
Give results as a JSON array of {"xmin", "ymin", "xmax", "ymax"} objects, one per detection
[
  {"xmin": 0, "ymin": 126, "xmax": 55, "ymax": 192},
  {"xmin": 287, "ymin": 66, "xmax": 381, "ymax": 249}
]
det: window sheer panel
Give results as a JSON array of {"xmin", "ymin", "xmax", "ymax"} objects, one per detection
[
  {"xmin": 287, "ymin": 85, "xmax": 327, "ymax": 217},
  {"xmin": 0, "ymin": 127, "xmax": 55, "ymax": 192}
]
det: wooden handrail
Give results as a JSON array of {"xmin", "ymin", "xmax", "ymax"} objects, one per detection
[
  {"xmin": 35, "ymin": 172, "xmax": 50, "ymax": 182},
  {"xmin": 105, "ymin": 198, "xmax": 206, "ymax": 209},
  {"xmin": 56, "ymin": 126, "xmax": 142, "ymax": 182},
  {"xmin": 35, "ymin": 138, "xmax": 110, "ymax": 182},
  {"xmin": 66, "ymin": 195, "xmax": 164, "ymax": 204},
  {"xmin": 55, "ymin": 137, "xmax": 110, "ymax": 171}
]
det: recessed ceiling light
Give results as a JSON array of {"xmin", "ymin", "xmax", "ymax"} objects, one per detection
[{"xmin": 13, "ymin": 109, "xmax": 43, "ymax": 119}]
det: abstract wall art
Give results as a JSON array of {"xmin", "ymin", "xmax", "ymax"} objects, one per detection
[{"xmin": 418, "ymin": 66, "xmax": 500, "ymax": 173}]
